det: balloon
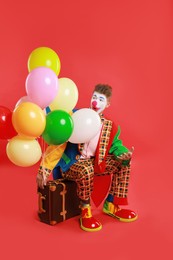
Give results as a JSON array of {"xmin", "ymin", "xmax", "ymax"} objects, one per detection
[
  {"xmin": 15, "ymin": 96, "xmax": 31, "ymax": 107},
  {"xmin": 0, "ymin": 106, "xmax": 17, "ymax": 140},
  {"xmin": 6, "ymin": 135, "xmax": 42, "ymax": 167},
  {"xmin": 12, "ymin": 102, "xmax": 46, "ymax": 139},
  {"xmin": 69, "ymin": 108, "xmax": 101, "ymax": 143},
  {"xmin": 25, "ymin": 67, "xmax": 59, "ymax": 109},
  {"xmin": 42, "ymin": 110, "xmax": 74, "ymax": 145},
  {"xmin": 27, "ymin": 47, "xmax": 61, "ymax": 76},
  {"xmin": 49, "ymin": 78, "xmax": 78, "ymax": 112}
]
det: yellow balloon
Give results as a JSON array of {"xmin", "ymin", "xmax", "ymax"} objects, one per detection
[
  {"xmin": 6, "ymin": 136, "xmax": 42, "ymax": 167},
  {"xmin": 49, "ymin": 78, "xmax": 78, "ymax": 113},
  {"xmin": 12, "ymin": 102, "xmax": 46, "ymax": 139},
  {"xmin": 27, "ymin": 47, "xmax": 61, "ymax": 76}
]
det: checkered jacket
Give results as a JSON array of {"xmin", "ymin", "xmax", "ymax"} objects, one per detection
[{"xmin": 39, "ymin": 116, "xmax": 118, "ymax": 178}]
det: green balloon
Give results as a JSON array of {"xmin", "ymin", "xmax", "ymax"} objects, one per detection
[{"xmin": 42, "ymin": 110, "xmax": 74, "ymax": 145}]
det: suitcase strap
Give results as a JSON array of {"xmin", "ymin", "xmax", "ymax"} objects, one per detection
[
  {"xmin": 38, "ymin": 192, "xmax": 46, "ymax": 213},
  {"xmin": 59, "ymin": 182, "xmax": 67, "ymax": 221},
  {"xmin": 50, "ymin": 180, "xmax": 67, "ymax": 221}
]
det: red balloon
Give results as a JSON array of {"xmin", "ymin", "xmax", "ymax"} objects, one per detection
[{"xmin": 0, "ymin": 106, "xmax": 17, "ymax": 140}]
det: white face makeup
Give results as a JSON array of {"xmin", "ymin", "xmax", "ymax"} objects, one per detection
[{"xmin": 90, "ymin": 91, "xmax": 109, "ymax": 114}]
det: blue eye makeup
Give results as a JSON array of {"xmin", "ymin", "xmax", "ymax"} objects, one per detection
[{"xmin": 99, "ymin": 97, "xmax": 105, "ymax": 102}]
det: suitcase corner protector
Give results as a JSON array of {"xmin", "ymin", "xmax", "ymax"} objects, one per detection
[{"xmin": 50, "ymin": 220, "xmax": 57, "ymax": 225}]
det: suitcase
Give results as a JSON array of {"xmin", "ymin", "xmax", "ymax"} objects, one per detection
[{"xmin": 37, "ymin": 179, "xmax": 81, "ymax": 225}]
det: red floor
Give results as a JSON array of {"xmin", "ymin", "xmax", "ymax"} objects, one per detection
[
  {"xmin": 0, "ymin": 141, "xmax": 172, "ymax": 260},
  {"xmin": 0, "ymin": 2, "xmax": 172, "ymax": 258}
]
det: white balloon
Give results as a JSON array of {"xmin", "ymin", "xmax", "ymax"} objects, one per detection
[{"xmin": 69, "ymin": 108, "xmax": 101, "ymax": 143}]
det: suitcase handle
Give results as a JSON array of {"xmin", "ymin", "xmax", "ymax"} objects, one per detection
[{"xmin": 38, "ymin": 192, "xmax": 46, "ymax": 213}]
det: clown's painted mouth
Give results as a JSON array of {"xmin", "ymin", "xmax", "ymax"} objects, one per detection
[{"xmin": 92, "ymin": 106, "xmax": 99, "ymax": 112}]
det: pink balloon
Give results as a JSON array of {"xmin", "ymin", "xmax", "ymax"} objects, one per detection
[{"xmin": 25, "ymin": 67, "xmax": 59, "ymax": 109}]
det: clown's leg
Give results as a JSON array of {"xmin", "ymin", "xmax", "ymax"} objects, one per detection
[{"xmin": 63, "ymin": 159, "xmax": 102, "ymax": 232}]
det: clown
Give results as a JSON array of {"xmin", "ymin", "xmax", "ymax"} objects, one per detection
[{"xmin": 37, "ymin": 84, "xmax": 137, "ymax": 232}]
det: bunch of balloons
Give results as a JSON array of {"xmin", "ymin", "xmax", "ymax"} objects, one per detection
[
  {"xmin": 1, "ymin": 47, "xmax": 72, "ymax": 167},
  {"xmin": 0, "ymin": 46, "xmax": 102, "ymax": 168}
]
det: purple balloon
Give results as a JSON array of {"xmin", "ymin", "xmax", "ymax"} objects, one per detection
[{"xmin": 25, "ymin": 67, "xmax": 59, "ymax": 109}]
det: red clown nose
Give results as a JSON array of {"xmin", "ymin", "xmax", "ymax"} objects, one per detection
[{"xmin": 92, "ymin": 101, "xmax": 97, "ymax": 108}]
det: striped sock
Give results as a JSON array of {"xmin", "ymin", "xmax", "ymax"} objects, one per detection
[{"xmin": 106, "ymin": 194, "xmax": 114, "ymax": 202}]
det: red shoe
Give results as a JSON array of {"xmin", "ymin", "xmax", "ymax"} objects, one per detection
[
  {"xmin": 103, "ymin": 201, "xmax": 138, "ymax": 222},
  {"xmin": 80, "ymin": 205, "xmax": 102, "ymax": 232}
]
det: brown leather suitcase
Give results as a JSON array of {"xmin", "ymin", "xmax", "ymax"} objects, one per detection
[{"xmin": 37, "ymin": 179, "xmax": 80, "ymax": 225}]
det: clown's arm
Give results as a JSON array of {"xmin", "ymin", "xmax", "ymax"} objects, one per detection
[
  {"xmin": 109, "ymin": 126, "xmax": 134, "ymax": 164},
  {"xmin": 36, "ymin": 142, "xmax": 67, "ymax": 189}
]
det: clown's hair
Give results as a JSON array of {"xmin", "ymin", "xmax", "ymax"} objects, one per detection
[{"xmin": 94, "ymin": 84, "xmax": 112, "ymax": 99}]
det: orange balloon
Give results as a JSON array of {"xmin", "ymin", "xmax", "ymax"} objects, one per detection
[{"xmin": 12, "ymin": 102, "xmax": 46, "ymax": 139}]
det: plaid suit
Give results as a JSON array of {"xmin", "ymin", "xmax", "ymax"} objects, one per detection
[{"xmin": 62, "ymin": 117, "xmax": 131, "ymax": 205}]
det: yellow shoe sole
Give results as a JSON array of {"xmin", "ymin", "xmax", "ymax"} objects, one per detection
[
  {"xmin": 103, "ymin": 208, "xmax": 138, "ymax": 223},
  {"xmin": 80, "ymin": 218, "xmax": 102, "ymax": 232}
]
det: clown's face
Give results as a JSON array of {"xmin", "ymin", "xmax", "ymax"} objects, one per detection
[{"xmin": 90, "ymin": 91, "xmax": 110, "ymax": 114}]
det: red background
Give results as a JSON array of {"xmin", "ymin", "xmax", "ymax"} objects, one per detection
[{"xmin": 0, "ymin": 1, "xmax": 173, "ymax": 259}]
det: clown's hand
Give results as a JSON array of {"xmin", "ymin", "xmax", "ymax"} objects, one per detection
[
  {"xmin": 117, "ymin": 147, "xmax": 134, "ymax": 163},
  {"xmin": 36, "ymin": 166, "xmax": 51, "ymax": 189}
]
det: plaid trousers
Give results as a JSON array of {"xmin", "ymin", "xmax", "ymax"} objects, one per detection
[{"xmin": 62, "ymin": 154, "xmax": 131, "ymax": 202}]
